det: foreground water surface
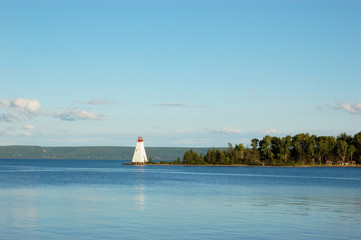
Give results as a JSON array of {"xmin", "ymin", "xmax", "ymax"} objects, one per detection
[{"xmin": 0, "ymin": 159, "xmax": 360, "ymax": 240}]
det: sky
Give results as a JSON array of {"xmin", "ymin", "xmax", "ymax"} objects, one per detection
[{"xmin": 0, "ymin": 0, "xmax": 360, "ymax": 147}]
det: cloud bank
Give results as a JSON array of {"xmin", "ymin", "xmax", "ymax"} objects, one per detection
[
  {"xmin": 263, "ymin": 128, "xmax": 277, "ymax": 134},
  {"xmin": 53, "ymin": 109, "xmax": 104, "ymax": 121},
  {"xmin": 0, "ymin": 98, "xmax": 104, "ymax": 122},
  {"xmin": 0, "ymin": 98, "xmax": 41, "ymax": 115},
  {"xmin": 336, "ymin": 101, "xmax": 361, "ymax": 114},
  {"xmin": 24, "ymin": 124, "xmax": 36, "ymax": 130},
  {"xmin": 0, "ymin": 113, "xmax": 19, "ymax": 123},
  {"xmin": 12, "ymin": 98, "xmax": 41, "ymax": 114},
  {"xmin": 0, "ymin": 98, "xmax": 41, "ymax": 122},
  {"xmin": 214, "ymin": 127, "xmax": 242, "ymax": 134}
]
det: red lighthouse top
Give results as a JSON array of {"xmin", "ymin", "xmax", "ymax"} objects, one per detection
[{"xmin": 138, "ymin": 136, "xmax": 143, "ymax": 142}]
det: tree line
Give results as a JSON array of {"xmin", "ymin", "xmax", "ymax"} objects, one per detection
[{"xmin": 175, "ymin": 132, "xmax": 361, "ymax": 166}]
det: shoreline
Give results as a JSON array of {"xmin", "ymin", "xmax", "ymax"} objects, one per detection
[
  {"xmin": 140, "ymin": 163, "xmax": 361, "ymax": 167},
  {"xmin": 2, "ymin": 159, "xmax": 359, "ymax": 167}
]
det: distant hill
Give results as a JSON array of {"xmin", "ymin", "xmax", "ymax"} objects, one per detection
[{"xmin": 0, "ymin": 146, "xmax": 211, "ymax": 161}]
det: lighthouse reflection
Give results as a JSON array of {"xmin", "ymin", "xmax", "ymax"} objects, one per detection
[
  {"xmin": 134, "ymin": 185, "xmax": 146, "ymax": 211},
  {"xmin": 134, "ymin": 166, "xmax": 146, "ymax": 211}
]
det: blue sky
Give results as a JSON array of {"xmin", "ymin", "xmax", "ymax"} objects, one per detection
[{"xmin": 0, "ymin": 0, "xmax": 360, "ymax": 147}]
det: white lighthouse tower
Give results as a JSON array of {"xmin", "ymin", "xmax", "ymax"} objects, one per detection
[{"xmin": 132, "ymin": 136, "xmax": 148, "ymax": 165}]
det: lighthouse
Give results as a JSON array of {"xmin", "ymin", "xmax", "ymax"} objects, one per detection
[{"xmin": 131, "ymin": 136, "xmax": 148, "ymax": 165}]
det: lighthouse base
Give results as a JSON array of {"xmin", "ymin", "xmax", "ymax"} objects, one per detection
[{"xmin": 123, "ymin": 162, "xmax": 146, "ymax": 165}]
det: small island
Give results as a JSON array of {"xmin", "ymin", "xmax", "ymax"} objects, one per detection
[{"xmin": 147, "ymin": 132, "xmax": 361, "ymax": 167}]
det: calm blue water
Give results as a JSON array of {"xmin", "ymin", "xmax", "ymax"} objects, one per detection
[{"xmin": 0, "ymin": 159, "xmax": 360, "ymax": 240}]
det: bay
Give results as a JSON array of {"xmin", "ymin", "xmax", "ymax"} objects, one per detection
[{"xmin": 0, "ymin": 159, "xmax": 360, "ymax": 239}]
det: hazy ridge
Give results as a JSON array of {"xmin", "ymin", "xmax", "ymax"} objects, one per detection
[{"xmin": 0, "ymin": 146, "xmax": 210, "ymax": 161}]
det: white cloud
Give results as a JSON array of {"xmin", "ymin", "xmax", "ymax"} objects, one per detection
[
  {"xmin": 341, "ymin": 103, "xmax": 356, "ymax": 113},
  {"xmin": 0, "ymin": 98, "xmax": 105, "ymax": 122},
  {"xmin": 22, "ymin": 131, "xmax": 33, "ymax": 136},
  {"xmin": 24, "ymin": 124, "xmax": 36, "ymax": 130},
  {"xmin": 357, "ymin": 102, "xmax": 361, "ymax": 109},
  {"xmin": 0, "ymin": 113, "xmax": 19, "ymax": 122},
  {"xmin": 336, "ymin": 101, "xmax": 361, "ymax": 114},
  {"xmin": 0, "ymin": 98, "xmax": 42, "ymax": 123},
  {"xmin": 263, "ymin": 128, "xmax": 277, "ymax": 134},
  {"xmin": 214, "ymin": 127, "xmax": 242, "ymax": 134},
  {"xmin": 0, "ymin": 126, "xmax": 34, "ymax": 137},
  {"xmin": 10, "ymin": 98, "xmax": 42, "ymax": 114},
  {"xmin": 0, "ymin": 99, "xmax": 10, "ymax": 108},
  {"xmin": 53, "ymin": 109, "xmax": 104, "ymax": 121}
]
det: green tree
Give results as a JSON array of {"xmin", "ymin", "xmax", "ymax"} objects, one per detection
[
  {"xmin": 250, "ymin": 139, "xmax": 261, "ymax": 164},
  {"xmin": 259, "ymin": 135, "xmax": 274, "ymax": 164},
  {"xmin": 348, "ymin": 145, "xmax": 356, "ymax": 162},
  {"xmin": 271, "ymin": 136, "xmax": 282, "ymax": 165},
  {"xmin": 183, "ymin": 149, "xmax": 200, "ymax": 164},
  {"xmin": 338, "ymin": 133, "xmax": 352, "ymax": 144},
  {"xmin": 234, "ymin": 143, "xmax": 245, "ymax": 164},
  {"xmin": 354, "ymin": 132, "xmax": 361, "ymax": 145},
  {"xmin": 316, "ymin": 137, "xmax": 329, "ymax": 164},
  {"xmin": 251, "ymin": 138, "xmax": 259, "ymax": 153},
  {"xmin": 305, "ymin": 135, "xmax": 317, "ymax": 164},
  {"xmin": 215, "ymin": 149, "xmax": 226, "ymax": 165},
  {"xmin": 173, "ymin": 158, "xmax": 181, "ymax": 164},
  {"xmin": 336, "ymin": 140, "xmax": 348, "ymax": 162},
  {"xmin": 279, "ymin": 136, "xmax": 292, "ymax": 164},
  {"xmin": 206, "ymin": 148, "xmax": 217, "ymax": 164},
  {"xmin": 292, "ymin": 133, "xmax": 310, "ymax": 164},
  {"xmin": 353, "ymin": 132, "xmax": 361, "ymax": 163},
  {"xmin": 226, "ymin": 143, "xmax": 235, "ymax": 164},
  {"xmin": 324, "ymin": 136, "xmax": 337, "ymax": 163},
  {"xmin": 244, "ymin": 148, "xmax": 261, "ymax": 165}
]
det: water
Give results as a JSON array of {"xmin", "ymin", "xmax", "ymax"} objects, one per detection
[{"xmin": 0, "ymin": 159, "xmax": 360, "ymax": 240}]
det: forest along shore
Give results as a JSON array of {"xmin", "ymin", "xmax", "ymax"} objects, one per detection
[
  {"xmin": 146, "ymin": 163, "xmax": 361, "ymax": 167},
  {"xmin": 146, "ymin": 132, "xmax": 361, "ymax": 167}
]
